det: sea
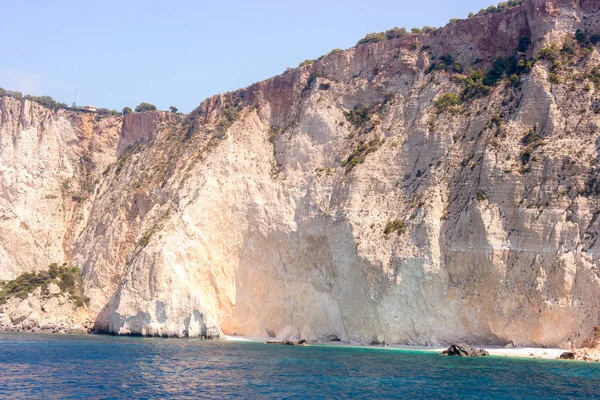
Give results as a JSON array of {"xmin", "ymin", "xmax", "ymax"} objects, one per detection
[{"xmin": 0, "ymin": 332, "xmax": 599, "ymax": 399}]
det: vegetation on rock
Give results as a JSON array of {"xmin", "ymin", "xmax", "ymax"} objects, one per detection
[
  {"xmin": 327, "ymin": 49, "xmax": 343, "ymax": 56},
  {"xmin": 385, "ymin": 27, "xmax": 409, "ymax": 39},
  {"xmin": 519, "ymin": 128, "xmax": 545, "ymax": 167},
  {"xmin": 0, "ymin": 88, "xmax": 68, "ymax": 110},
  {"xmin": 474, "ymin": 0, "xmax": 525, "ymax": 17},
  {"xmin": 384, "ymin": 219, "xmax": 406, "ymax": 235},
  {"xmin": 357, "ymin": 32, "xmax": 387, "ymax": 46},
  {"xmin": 426, "ymin": 54, "xmax": 456, "ymax": 74},
  {"xmin": 219, "ymin": 100, "xmax": 243, "ymax": 130},
  {"xmin": 298, "ymin": 59, "xmax": 316, "ymax": 68},
  {"xmin": 434, "ymin": 93, "xmax": 462, "ymax": 114},
  {"xmin": 344, "ymin": 104, "xmax": 379, "ymax": 132},
  {"xmin": 97, "ymin": 108, "xmax": 121, "ymax": 117},
  {"xmin": 135, "ymin": 102, "xmax": 157, "ymax": 112},
  {"xmin": 0, "ymin": 263, "xmax": 89, "ymax": 307},
  {"xmin": 341, "ymin": 137, "xmax": 385, "ymax": 173}
]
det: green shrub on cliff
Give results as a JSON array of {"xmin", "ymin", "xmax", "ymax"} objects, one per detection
[
  {"xmin": 122, "ymin": 106, "xmax": 132, "ymax": 115},
  {"xmin": 0, "ymin": 90, "xmax": 67, "ymax": 110},
  {"xmin": 384, "ymin": 219, "xmax": 406, "ymax": 235},
  {"xmin": 23, "ymin": 95, "xmax": 68, "ymax": 110},
  {"xmin": 518, "ymin": 36, "xmax": 532, "ymax": 52},
  {"xmin": 135, "ymin": 102, "xmax": 157, "ymax": 112},
  {"xmin": 51, "ymin": 264, "xmax": 89, "ymax": 308},
  {"xmin": 385, "ymin": 27, "xmax": 409, "ymax": 39},
  {"xmin": 355, "ymin": 23, "xmax": 438, "ymax": 47},
  {"xmin": 357, "ymin": 32, "xmax": 386, "ymax": 46},
  {"xmin": 0, "ymin": 263, "xmax": 89, "ymax": 307},
  {"xmin": 537, "ymin": 45, "xmax": 560, "ymax": 68},
  {"xmin": 344, "ymin": 105, "xmax": 374, "ymax": 127},
  {"xmin": 0, "ymin": 271, "xmax": 52, "ymax": 304},
  {"xmin": 426, "ymin": 54, "xmax": 456, "ymax": 74},
  {"xmin": 589, "ymin": 66, "xmax": 600, "ymax": 88},
  {"xmin": 483, "ymin": 58, "xmax": 509, "ymax": 86},
  {"xmin": 434, "ymin": 93, "xmax": 461, "ymax": 114},
  {"xmin": 520, "ymin": 128, "xmax": 545, "ymax": 166},
  {"xmin": 475, "ymin": 0, "xmax": 525, "ymax": 16},
  {"xmin": 97, "ymin": 108, "xmax": 121, "ymax": 117},
  {"xmin": 298, "ymin": 59, "xmax": 316, "ymax": 67},
  {"xmin": 341, "ymin": 137, "xmax": 385, "ymax": 172},
  {"xmin": 521, "ymin": 128, "xmax": 541, "ymax": 145},
  {"xmin": 0, "ymin": 90, "xmax": 23, "ymax": 100}
]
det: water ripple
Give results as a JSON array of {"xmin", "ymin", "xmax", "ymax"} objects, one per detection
[{"xmin": 0, "ymin": 333, "xmax": 599, "ymax": 399}]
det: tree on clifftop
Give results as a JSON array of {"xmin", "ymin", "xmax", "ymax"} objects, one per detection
[
  {"xmin": 135, "ymin": 102, "xmax": 157, "ymax": 112},
  {"xmin": 169, "ymin": 106, "xmax": 178, "ymax": 113},
  {"xmin": 122, "ymin": 106, "xmax": 132, "ymax": 115}
]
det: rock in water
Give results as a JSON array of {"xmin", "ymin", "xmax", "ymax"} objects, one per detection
[
  {"xmin": 559, "ymin": 352, "xmax": 576, "ymax": 360},
  {"xmin": 267, "ymin": 339, "xmax": 308, "ymax": 346},
  {"xmin": 470, "ymin": 349, "xmax": 483, "ymax": 357},
  {"xmin": 443, "ymin": 344, "xmax": 489, "ymax": 357},
  {"xmin": 447, "ymin": 344, "xmax": 472, "ymax": 357}
]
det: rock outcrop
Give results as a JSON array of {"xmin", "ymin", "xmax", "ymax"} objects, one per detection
[
  {"xmin": 441, "ymin": 344, "xmax": 490, "ymax": 357},
  {"xmin": 2, "ymin": 0, "xmax": 600, "ymax": 346},
  {"xmin": 558, "ymin": 348, "xmax": 600, "ymax": 362},
  {"xmin": 0, "ymin": 287, "xmax": 91, "ymax": 334},
  {"xmin": 267, "ymin": 339, "xmax": 309, "ymax": 346}
]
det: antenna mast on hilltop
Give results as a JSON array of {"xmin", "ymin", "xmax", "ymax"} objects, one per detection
[{"xmin": 73, "ymin": 68, "xmax": 80, "ymax": 107}]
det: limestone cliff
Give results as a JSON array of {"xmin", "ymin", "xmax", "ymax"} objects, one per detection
[
  {"xmin": 0, "ymin": 97, "xmax": 120, "ymax": 280},
  {"xmin": 2, "ymin": 0, "xmax": 600, "ymax": 346}
]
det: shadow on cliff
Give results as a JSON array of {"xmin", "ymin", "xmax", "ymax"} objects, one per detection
[{"xmin": 223, "ymin": 211, "xmax": 390, "ymax": 343}]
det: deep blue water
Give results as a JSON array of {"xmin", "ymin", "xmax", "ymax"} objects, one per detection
[{"xmin": 0, "ymin": 333, "xmax": 599, "ymax": 399}]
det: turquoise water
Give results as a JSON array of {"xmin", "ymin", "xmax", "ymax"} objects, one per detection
[{"xmin": 1, "ymin": 333, "xmax": 599, "ymax": 399}]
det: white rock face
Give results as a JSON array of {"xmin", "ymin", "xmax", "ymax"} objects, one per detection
[
  {"xmin": 2, "ymin": 0, "xmax": 600, "ymax": 346},
  {"xmin": 0, "ymin": 290, "xmax": 88, "ymax": 333},
  {"xmin": 47, "ymin": 282, "xmax": 61, "ymax": 295},
  {"xmin": 0, "ymin": 97, "xmax": 120, "ymax": 280}
]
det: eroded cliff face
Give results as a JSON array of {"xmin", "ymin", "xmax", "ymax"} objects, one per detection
[
  {"xmin": 2, "ymin": 0, "xmax": 600, "ymax": 346},
  {"xmin": 0, "ymin": 98, "xmax": 121, "ymax": 280}
]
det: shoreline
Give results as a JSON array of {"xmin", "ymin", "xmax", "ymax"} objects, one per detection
[
  {"xmin": 224, "ymin": 335, "xmax": 567, "ymax": 360},
  {"xmin": 0, "ymin": 329, "xmax": 584, "ymax": 361}
]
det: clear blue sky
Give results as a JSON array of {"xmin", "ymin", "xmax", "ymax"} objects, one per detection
[{"xmin": 1, "ymin": 0, "xmax": 497, "ymax": 113}]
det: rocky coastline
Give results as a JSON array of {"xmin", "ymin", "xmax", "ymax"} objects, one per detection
[
  {"xmin": 2, "ymin": 0, "xmax": 600, "ymax": 348},
  {"xmin": 0, "ymin": 286, "xmax": 91, "ymax": 335}
]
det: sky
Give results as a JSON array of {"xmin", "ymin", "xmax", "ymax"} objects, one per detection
[{"xmin": 1, "ymin": 0, "xmax": 498, "ymax": 113}]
